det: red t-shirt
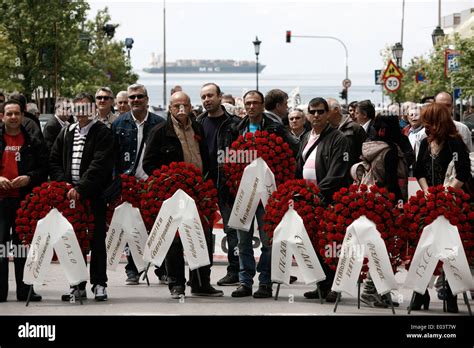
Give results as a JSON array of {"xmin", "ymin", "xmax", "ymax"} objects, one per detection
[{"xmin": 0, "ymin": 132, "xmax": 25, "ymax": 198}]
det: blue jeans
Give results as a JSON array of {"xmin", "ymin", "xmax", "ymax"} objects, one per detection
[
  {"xmin": 218, "ymin": 192, "xmax": 239, "ymax": 277},
  {"xmin": 237, "ymin": 204, "xmax": 271, "ymax": 288}
]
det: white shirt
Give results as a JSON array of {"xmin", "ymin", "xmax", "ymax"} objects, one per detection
[
  {"xmin": 362, "ymin": 120, "xmax": 371, "ymax": 133},
  {"xmin": 454, "ymin": 120, "xmax": 473, "ymax": 152},
  {"xmin": 302, "ymin": 131, "xmax": 320, "ymax": 184},
  {"xmin": 132, "ymin": 111, "xmax": 149, "ymax": 180}
]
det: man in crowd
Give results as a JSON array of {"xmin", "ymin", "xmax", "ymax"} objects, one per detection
[
  {"xmin": 355, "ymin": 99, "xmax": 377, "ymax": 140},
  {"xmin": 264, "ymin": 89, "xmax": 289, "ymax": 125},
  {"xmin": 50, "ymin": 92, "xmax": 114, "ymax": 302},
  {"xmin": 111, "ymin": 83, "xmax": 166, "ymax": 285},
  {"xmin": 115, "ymin": 91, "xmax": 131, "ymax": 115},
  {"xmin": 0, "ymin": 100, "xmax": 48, "ymax": 302},
  {"xmin": 95, "ymin": 87, "xmax": 118, "ymax": 128},
  {"xmin": 143, "ymin": 91, "xmax": 223, "ymax": 299},
  {"xmin": 296, "ymin": 97, "xmax": 349, "ymax": 302},
  {"xmin": 197, "ymin": 83, "xmax": 241, "ymax": 286},
  {"xmin": 231, "ymin": 90, "xmax": 299, "ymax": 299},
  {"xmin": 288, "ymin": 108, "xmax": 309, "ymax": 140},
  {"xmin": 327, "ymin": 97, "xmax": 367, "ymax": 174},
  {"xmin": 9, "ymin": 94, "xmax": 43, "ymax": 140},
  {"xmin": 348, "ymin": 101, "xmax": 358, "ymax": 122},
  {"xmin": 43, "ymin": 98, "xmax": 73, "ymax": 154}
]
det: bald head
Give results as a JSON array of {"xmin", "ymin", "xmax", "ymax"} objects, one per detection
[
  {"xmin": 435, "ymin": 92, "xmax": 453, "ymax": 108},
  {"xmin": 170, "ymin": 91, "xmax": 192, "ymax": 124}
]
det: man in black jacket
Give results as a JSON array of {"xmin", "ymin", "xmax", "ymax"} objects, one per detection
[
  {"xmin": 143, "ymin": 91, "xmax": 223, "ymax": 299},
  {"xmin": 49, "ymin": 93, "xmax": 114, "ymax": 302},
  {"xmin": 231, "ymin": 90, "xmax": 299, "ymax": 299},
  {"xmin": 43, "ymin": 98, "xmax": 73, "ymax": 154},
  {"xmin": 0, "ymin": 100, "xmax": 48, "ymax": 302},
  {"xmin": 296, "ymin": 97, "xmax": 349, "ymax": 302},
  {"xmin": 197, "ymin": 83, "xmax": 241, "ymax": 286}
]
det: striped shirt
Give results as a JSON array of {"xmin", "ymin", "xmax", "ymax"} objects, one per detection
[{"xmin": 71, "ymin": 120, "xmax": 96, "ymax": 184}]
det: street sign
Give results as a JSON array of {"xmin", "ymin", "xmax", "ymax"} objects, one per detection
[
  {"xmin": 382, "ymin": 60, "xmax": 403, "ymax": 80},
  {"xmin": 444, "ymin": 49, "xmax": 461, "ymax": 77},
  {"xmin": 374, "ymin": 69, "xmax": 382, "ymax": 85},
  {"xmin": 342, "ymin": 78, "xmax": 351, "ymax": 88},
  {"xmin": 454, "ymin": 87, "xmax": 462, "ymax": 99},
  {"xmin": 384, "ymin": 76, "xmax": 401, "ymax": 93}
]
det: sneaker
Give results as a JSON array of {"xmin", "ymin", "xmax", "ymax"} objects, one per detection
[
  {"xmin": 217, "ymin": 274, "xmax": 240, "ymax": 286},
  {"xmin": 360, "ymin": 292, "xmax": 384, "ymax": 307},
  {"xmin": 325, "ymin": 291, "xmax": 339, "ymax": 303},
  {"xmin": 303, "ymin": 288, "xmax": 330, "ymax": 299},
  {"xmin": 93, "ymin": 285, "xmax": 108, "ymax": 301},
  {"xmin": 191, "ymin": 284, "xmax": 224, "ymax": 297},
  {"xmin": 61, "ymin": 288, "xmax": 87, "ymax": 302},
  {"xmin": 376, "ymin": 293, "xmax": 399, "ymax": 308},
  {"xmin": 231, "ymin": 284, "xmax": 252, "ymax": 297},
  {"xmin": 126, "ymin": 272, "xmax": 139, "ymax": 285},
  {"xmin": 17, "ymin": 291, "xmax": 42, "ymax": 302},
  {"xmin": 170, "ymin": 285, "xmax": 185, "ymax": 299},
  {"xmin": 253, "ymin": 284, "xmax": 272, "ymax": 298}
]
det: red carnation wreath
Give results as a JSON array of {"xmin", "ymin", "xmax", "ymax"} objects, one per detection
[
  {"xmin": 106, "ymin": 174, "xmax": 145, "ymax": 225},
  {"xmin": 263, "ymin": 179, "xmax": 324, "ymax": 245},
  {"xmin": 396, "ymin": 185, "xmax": 474, "ymax": 267},
  {"xmin": 15, "ymin": 181, "xmax": 94, "ymax": 254},
  {"xmin": 223, "ymin": 130, "xmax": 296, "ymax": 196},
  {"xmin": 140, "ymin": 162, "xmax": 218, "ymax": 232},
  {"xmin": 318, "ymin": 184, "xmax": 404, "ymax": 278}
]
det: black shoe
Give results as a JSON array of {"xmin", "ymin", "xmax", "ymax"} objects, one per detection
[
  {"xmin": 17, "ymin": 291, "xmax": 42, "ymax": 302},
  {"xmin": 410, "ymin": 290, "xmax": 430, "ymax": 310},
  {"xmin": 325, "ymin": 291, "xmax": 339, "ymax": 303},
  {"xmin": 374, "ymin": 293, "xmax": 399, "ymax": 308},
  {"xmin": 231, "ymin": 284, "xmax": 252, "ymax": 297},
  {"xmin": 253, "ymin": 284, "xmax": 272, "ymax": 298},
  {"xmin": 445, "ymin": 283, "xmax": 458, "ymax": 313},
  {"xmin": 61, "ymin": 288, "xmax": 87, "ymax": 302},
  {"xmin": 290, "ymin": 276, "xmax": 297, "ymax": 284},
  {"xmin": 217, "ymin": 274, "xmax": 240, "ymax": 286},
  {"xmin": 170, "ymin": 285, "xmax": 185, "ymax": 299},
  {"xmin": 303, "ymin": 288, "xmax": 329, "ymax": 299},
  {"xmin": 126, "ymin": 272, "xmax": 139, "ymax": 285},
  {"xmin": 191, "ymin": 284, "xmax": 224, "ymax": 297}
]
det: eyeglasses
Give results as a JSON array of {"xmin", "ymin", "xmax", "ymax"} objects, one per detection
[
  {"xmin": 95, "ymin": 96, "xmax": 113, "ymax": 101},
  {"xmin": 308, "ymin": 109, "xmax": 326, "ymax": 115},
  {"xmin": 128, "ymin": 94, "xmax": 146, "ymax": 100}
]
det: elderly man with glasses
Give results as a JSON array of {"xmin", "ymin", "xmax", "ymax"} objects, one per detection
[{"xmin": 111, "ymin": 83, "xmax": 166, "ymax": 285}]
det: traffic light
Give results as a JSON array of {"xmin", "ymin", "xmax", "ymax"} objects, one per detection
[
  {"xmin": 103, "ymin": 24, "xmax": 117, "ymax": 38},
  {"xmin": 339, "ymin": 88, "xmax": 347, "ymax": 100},
  {"xmin": 286, "ymin": 30, "xmax": 291, "ymax": 43}
]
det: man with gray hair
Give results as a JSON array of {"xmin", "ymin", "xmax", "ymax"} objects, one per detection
[
  {"xmin": 111, "ymin": 83, "xmax": 166, "ymax": 285},
  {"xmin": 95, "ymin": 87, "xmax": 118, "ymax": 128},
  {"xmin": 264, "ymin": 89, "xmax": 289, "ymax": 125},
  {"xmin": 115, "ymin": 91, "xmax": 131, "ymax": 115}
]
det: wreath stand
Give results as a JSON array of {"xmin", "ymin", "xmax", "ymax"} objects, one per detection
[{"xmin": 272, "ymin": 281, "xmax": 324, "ymax": 304}]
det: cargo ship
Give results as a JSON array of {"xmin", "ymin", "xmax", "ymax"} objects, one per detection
[{"xmin": 143, "ymin": 53, "xmax": 265, "ymax": 74}]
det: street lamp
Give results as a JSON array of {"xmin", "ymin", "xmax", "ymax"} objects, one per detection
[
  {"xmin": 391, "ymin": 42, "xmax": 404, "ymax": 67},
  {"xmin": 125, "ymin": 38, "xmax": 134, "ymax": 60},
  {"xmin": 432, "ymin": 0, "xmax": 445, "ymax": 46},
  {"xmin": 253, "ymin": 36, "xmax": 261, "ymax": 91}
]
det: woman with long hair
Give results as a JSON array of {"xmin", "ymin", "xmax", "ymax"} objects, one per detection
[{"xmin": 413, "ymin": 102, "xmax": 471, "ymax": 313}]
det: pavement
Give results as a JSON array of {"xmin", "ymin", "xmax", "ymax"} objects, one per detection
[{"xmin": 1, "ymin": 261, "xmax": 471, "ymax": 316}]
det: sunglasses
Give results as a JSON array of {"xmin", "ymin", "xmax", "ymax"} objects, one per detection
[
  {"xmin": 308, "ymin": 109, "xmax": 326, "ymax": 115},
  {"xmin": 128, "ymin": 94, "xmax": 146, "ymax": 100},
  {"xmin": 95, "ymin": 96, "xmax": 113, "ymax": 101}
]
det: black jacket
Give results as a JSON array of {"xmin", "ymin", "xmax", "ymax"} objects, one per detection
[
  {"xmin": 196, "ymin": 106, "xmax": 241, "ymax": 188},
  {"xmin": 143, "ymin": 114, "xmax": 210, "ymax": 177},
  {"xmin": 234, "ymin": 113, "xmax": 300, "ymax": 156},
  {"xmin": 49, "ymin": 121, "xmax": 114, "ymax": 199},
  {"xmin": 43, "ymin": 116, "xmax": 64, "ymax": 153},
  {"xmin": 296, "ymin": 124, "xmax": 349, "ymax": 204},
  {"xmin": 0, "ymin": 125, "xmax": 48, "ymax": 198}
]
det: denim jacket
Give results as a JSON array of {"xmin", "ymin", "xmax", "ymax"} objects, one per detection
[{"xmin": 111, "ymin": 111, "xmax": 165, "ymax": 175}]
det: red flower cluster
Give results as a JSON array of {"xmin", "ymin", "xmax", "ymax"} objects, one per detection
[
  {"xmin": 15, "ymin": 181, "xmax": 94, "ymax": 254},
  {"xmin": 318, "ymin": 184, "xmax": 403, "ymax": 278},
  {"xmin": 263, "ymin": 179, "xmax": 324, "ymax": 245},
  {"xmin": 140, "ymin": 162, "xmax": 218, "ymax": 233},
  {"xmin": 106, "ymin": 174, "xmax": 145, "ymax": 225},
  {"xmin": 223, "ymin": 130, "xmax": 296, "ymax": 196},
  {"xmin": 396, "ymin": 185, "xmax": 474, "ymax": 266}
]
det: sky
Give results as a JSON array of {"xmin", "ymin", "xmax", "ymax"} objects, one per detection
[{"xmin": 87, "ymin": 0, "xmax": 473, "ymax": 81}]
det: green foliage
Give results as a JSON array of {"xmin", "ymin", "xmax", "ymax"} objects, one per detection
[{"xmin": 0, "ymin": 1, "xmax": 137, "ymax": 102}]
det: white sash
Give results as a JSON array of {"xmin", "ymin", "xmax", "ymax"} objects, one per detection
[
  {"xmin": 23, "ymin": 209, "xmax": 88, "ymax": 287},
  {"xmin": 228, "ymin": 157, "xmax": 276, "ymax": 231},
  {"xmin": 271, "ymin": 207, "xmax": 326, "ymax": 285},
  {"xmin": 143, "ymin": 189, "xmax": 210, "ymax": 270},
  {"xmin": 331, "ymin": 216, "xmax": 398, "ymax": 297},
  {"xmin": 105, "ymin": 202, "xmax": 148, "ymax": 273},
  {"xmin": 404, "ymin": 215, "xmax": 474, "ymax": 295}
]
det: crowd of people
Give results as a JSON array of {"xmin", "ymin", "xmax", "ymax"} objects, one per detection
[{"xmin": 0, "ymin": 84, "xmax": 472, "ymax": 314}]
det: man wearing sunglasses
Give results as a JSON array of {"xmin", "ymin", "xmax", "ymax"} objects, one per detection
[
  {"xmin": 296, "ymin": 97, "xmax": 349, "ymax": 303},
  {"xmin": 95, "ymin": 87, "xmax": 118, "ymax": 128},
  {"xmin": 111, "ymin": 83, "xmax": 166, "ymax": 285}
]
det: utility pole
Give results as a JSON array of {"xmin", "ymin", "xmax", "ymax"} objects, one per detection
[{"xmin": 163, "ymin": 0, "xmax": 167, "ymax": 109}]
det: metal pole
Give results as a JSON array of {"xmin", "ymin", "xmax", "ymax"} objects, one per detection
[
  {"xmin": 438, "ymin": 0, "xmax": 441, "ymax": 27},
  {"xmin": 163, "ymin": 0, "xmax": 167, "ymax": 109},
  {"xmin": 401, "ymin": 0, "xmax": 405, "ymax": 46},
  {"xmin": 256, "ymin": 55, "xmax": 259, "ymax": 91}
]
